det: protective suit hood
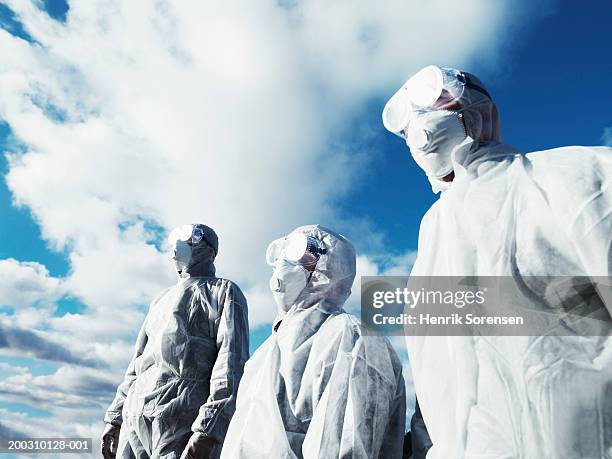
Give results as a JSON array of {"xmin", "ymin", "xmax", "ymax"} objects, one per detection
[
  {"xmin": 178, "ymin": 224, "xmax": 218, "ymax": 279},
  {"xmin": 278, "ymin": 224, "xmax": 356, "ymax": 315},
  {"xmin": 448, "ymin": 70, "xmax": 505, "ymax": 177},
  {"xmin": 455, "ymin": 71, "xmax": 501, "ymax": 144}
]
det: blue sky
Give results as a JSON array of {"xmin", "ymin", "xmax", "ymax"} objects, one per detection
[{"xmin": 0, "ymin": 0, "xmax": 611, "ymax": 443}]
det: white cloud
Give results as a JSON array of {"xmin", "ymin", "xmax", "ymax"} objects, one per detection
[
  {"xmin": 0, "ymin": 258, "xmax": 60, "ymax": 310},
  {"xmin": 0, "ymin": 258, "xmax": 63, "ymax": 330},
  {"xmin": 0, "ymin": 0, "xmax": 549, "ymax": 440},
  {"xmin": 0, "ymin": 362, "xmax": 28, "ymax": 374}
]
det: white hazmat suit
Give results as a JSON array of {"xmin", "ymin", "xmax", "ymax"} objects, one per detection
[
  {"xmin": 385, "ymin": 66, "xmax": 612, "ymax": 458},
  {"xmin": 104, "ymin": 224, "xmax": 249, "ymax": 458},
  {"xmin": 221, "ymin": 225, "xmax": 406, "ymax": 458}
]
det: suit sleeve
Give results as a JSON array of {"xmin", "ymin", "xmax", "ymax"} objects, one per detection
[
  {"xmin": 192, "ymin": 282, "xmax": 250, "ymax": 442},
  {"xmin": 103, "ymin": 319, "xmax": 149, "ymax": 426}
]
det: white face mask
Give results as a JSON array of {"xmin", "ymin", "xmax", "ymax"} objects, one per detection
[
  {"xmin": 269, "ymin": 259, "xmax": 310, "ymax": 312},
  {"xmin": 406, "ymin": 109, "xmax": 467, "ymax": 179},
  {"xmin": 172, "ymin": 239, "xmax": 193, "ymax": 275}
]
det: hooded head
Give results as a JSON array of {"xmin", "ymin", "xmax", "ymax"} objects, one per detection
[
  {"xmin": 168, "ymin": 223, "xmax": 218, "ymax": 278},
  {"xmin": 268, "ymin": 224, "xmax": 356, "ymax": 315},
  {"xmin": 382, "ymin": 65, "xmax": 501, "ymax": 193},
  {"xmin": 454, "ymin": 71, "xmax": 500, "ymax": 144}
]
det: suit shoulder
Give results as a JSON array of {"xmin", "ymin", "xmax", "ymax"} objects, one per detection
[
  {"xmin": 421, "ymin": 200, "xmax": 441, "ymax": 226},
  {"xmin": 149, "ymin": 285, "xmax": 174, "ymax": 309},
  {"xmin": 193, "ymin": 277, "xmax": 247, "ymax": 306},
  {"xmin": 323, "ymin": 312, "xmax": 362, "ymax": 345}
]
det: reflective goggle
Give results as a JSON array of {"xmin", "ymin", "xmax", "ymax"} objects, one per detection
[
  {"xmin": 167, "ymin": 224, "xmax": 204, "ymax": 246},
  {"xmin": 382, "ymin": 65, "xmax": 491, "ymax": 136},
  {"xmin": 266, "ymin": 233, "xmax": 327, "ymax": 266}
]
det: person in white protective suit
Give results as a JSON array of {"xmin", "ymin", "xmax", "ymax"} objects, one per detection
[
  {"xmin": 101, "ymin": 224, "xmax": 249, "ymax": 459},
  {"xmin": 382, "ymin": 65, "xmax": 612, "ymax": 458},
  {"xmin": 220, "ymin": 225, "xmax": 407, "ymax": 458}
]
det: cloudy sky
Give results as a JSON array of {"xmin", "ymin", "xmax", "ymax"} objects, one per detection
[{"xmin": 1, "ymin": 0, "xmax": 611, "ymax": 450}]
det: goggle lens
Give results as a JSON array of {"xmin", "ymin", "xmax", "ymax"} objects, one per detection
[
  {"xmin": 265, "ymin": 233, "xmax": 327, "ymax": 266},
  {"xmin": 168, "ymin": 224, "xmax": 204, "ymax": 246},
  {"xmin": 383, "ymin": 65, "xmax": 472, "ymax": 135}
]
